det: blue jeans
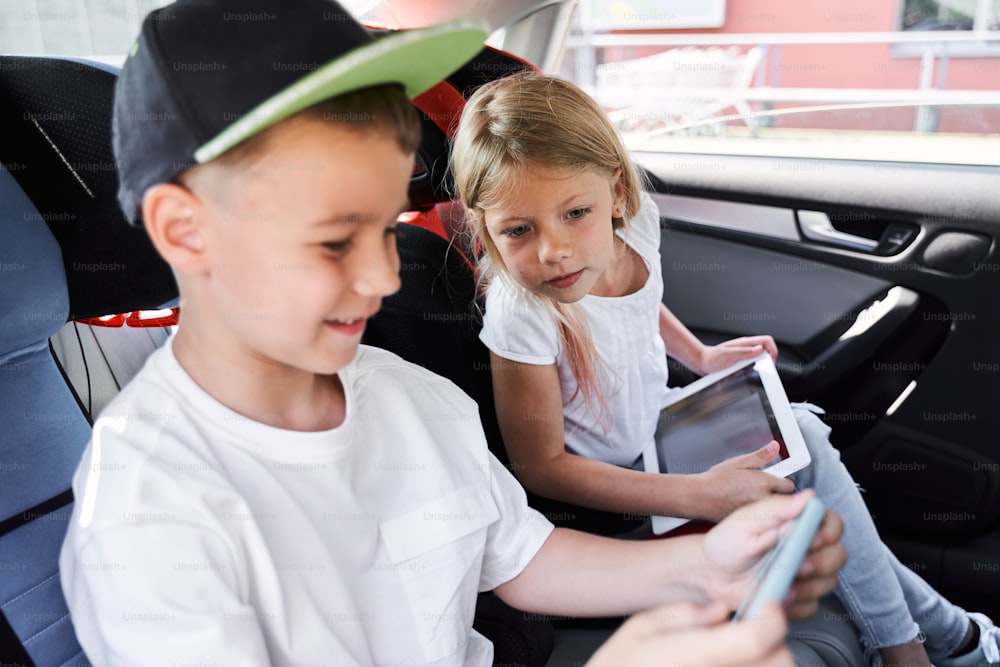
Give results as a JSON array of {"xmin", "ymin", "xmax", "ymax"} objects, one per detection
[{"xmin": 789, "ymin": 404, "xmax": 969, "ymax": 660}]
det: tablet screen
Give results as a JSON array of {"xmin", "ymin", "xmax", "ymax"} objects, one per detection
[{"xmin": 655, "ymin": 364, "xmax": 789, "ymax": 475}]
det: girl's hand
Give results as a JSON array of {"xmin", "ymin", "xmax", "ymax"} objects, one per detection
[
  {"xmin": 699, "ymin": 492, "xmax": 846, "ymax": 620},
  {"xmin": 696, "ymin": 335, "xmax": 778, "ymax": 375},
  {"xmin": 693, "ymin": 441, "xmax": 796, "ymax": 522},
  {"xmin": 587, "ymin": 600, "xmax": 792, "ymax": 667}
]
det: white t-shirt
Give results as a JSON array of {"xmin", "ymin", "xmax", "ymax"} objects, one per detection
[
  {"xmin": 480, "ymin": 192, "xmax": 671, "ymax": 467},
  {"xmin": 60, "ymin": 339, "xmax": 553, "ymax": 667}
]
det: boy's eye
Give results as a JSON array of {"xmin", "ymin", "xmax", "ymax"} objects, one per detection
[
  {"xmin": 323, "ymin": 238, "xmax": 353, "ymax": 254},
  {"xmin": 323, "ymin": 224, "xmax": 396, "ymax": 255},
  {"xmin": 566, "ymin": 207, "xmax": 591, "ymax": 221},
  {"xmin": 503, "ymin": 224, "xmax": 529, "ymax": 239}
]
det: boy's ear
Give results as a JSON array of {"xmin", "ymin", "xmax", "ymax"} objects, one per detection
[{"xmin": 141, "ymin": 183, "xmax": 209, "ymax": 275}]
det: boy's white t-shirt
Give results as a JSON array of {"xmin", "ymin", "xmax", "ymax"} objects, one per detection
[
  {"xmin": 480, "ymin": 192, "xmax": 671, "ymax": 467},
  {"xmin": 60, "ymin": 340, "xmax": 554, "ymax": 667}
]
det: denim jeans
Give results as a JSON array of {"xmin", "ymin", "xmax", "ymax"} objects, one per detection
[{"xmin": 789, "ymin": 404, "xmax": 968, "ymax": 660}]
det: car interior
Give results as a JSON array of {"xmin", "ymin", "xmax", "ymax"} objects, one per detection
[{"xmin": 2, "ymin": 7, "xmax": 998, "ymax": 667}]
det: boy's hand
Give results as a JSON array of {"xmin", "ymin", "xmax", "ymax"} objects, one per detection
[
  {"xmin": 696, "ymin": 335, "xmax": 778, "ymax": 375},
  {"xmin": 700, "ymin": 491, "xmax": 846, "ymax": 619},
  {"xmin": 587, "ymin": 600, "xmax": 792, "ymax": 667},
  {"xmin": 785, "ymin": 508, "xmax": 845, "ymax": 619},
  {"xmin": 694, "ymin": 441, "xmax": 796, "ymax": 522}
]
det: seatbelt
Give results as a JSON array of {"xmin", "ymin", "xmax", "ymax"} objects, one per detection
[
  {"xmin": 50, "ymin": 338, "xmax": 94, "ymax": 426},
  {"xmin": 0, "ymin": 490, "xmax": 73, "ymax": 539}
]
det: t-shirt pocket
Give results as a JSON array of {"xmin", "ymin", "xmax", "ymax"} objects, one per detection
[{"xmin": 379, "ymin": 485, "xmax": 500, "ymax": 663}]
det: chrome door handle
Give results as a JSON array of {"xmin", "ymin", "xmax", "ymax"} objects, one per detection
[{"xmin": 798, "ymin": 210, "xmax": 879, "ymax": 252}]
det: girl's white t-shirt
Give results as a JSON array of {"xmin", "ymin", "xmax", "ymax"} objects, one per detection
[{"xmin": 480, "ymin": 192, "xmax": 671, "ymax": 467}]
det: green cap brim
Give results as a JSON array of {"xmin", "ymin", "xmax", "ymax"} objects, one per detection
[{"xmin": 194, "ymin": 18, "xmax": 489, "ymax": 163}]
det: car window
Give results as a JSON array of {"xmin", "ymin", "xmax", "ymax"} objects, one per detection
[
  {"xmin": 0, "ymin": 1, "xmax": 171, "ymax": 65},
  {"xmin": 559, "ymin": 0, "xmax": 1000, "ymax": 166},
  {"xmin": 6, "ymin": 1, "xmax": 997, "ymax": 167},
  {"xmin": 0, "ymin": 0, "xmax": 392, "ymax": 65}
]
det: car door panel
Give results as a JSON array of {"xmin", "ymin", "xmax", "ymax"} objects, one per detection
[
  {"xmin": 641, "ymin": 153, "xmax": 1000, "ymax": 616},
  {"xmin": 659, "ymin": 228, "xmax": 894, "ymax": 351}
]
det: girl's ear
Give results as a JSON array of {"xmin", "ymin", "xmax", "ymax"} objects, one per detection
[
  {"xmin": 611, "ymin": 168, "xmax": 628, "ymax": 217},
  {"xmin": 141, "ymin": 182, "xmax": 210, "ymax": 277}
]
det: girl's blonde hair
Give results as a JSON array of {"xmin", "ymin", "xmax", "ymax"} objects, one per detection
[{"xmin": 451, "ymin": 71, "xmax": 645, "ymax": 416}]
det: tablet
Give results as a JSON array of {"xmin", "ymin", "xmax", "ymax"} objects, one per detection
[{"xmin": 642, "ymin": 352, "xmax": 811, "ymax": 534}]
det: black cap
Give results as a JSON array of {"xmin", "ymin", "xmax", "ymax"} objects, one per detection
[{"xmin": 112, "ymin": 0, "xmax": 488, "ymax": 222}]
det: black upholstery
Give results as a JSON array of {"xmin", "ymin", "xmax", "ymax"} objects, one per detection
[{"xmin": 0, "ymin": 56, "xmax": 177, "ymax": 319}]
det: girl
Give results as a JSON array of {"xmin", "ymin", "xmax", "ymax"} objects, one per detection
[{"xmin": 450, "ymin": 70, "xmax": 999, "ymax": 667}]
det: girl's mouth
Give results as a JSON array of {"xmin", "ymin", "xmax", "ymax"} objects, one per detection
[{"xmin": 546, "ymin": 270, "xmax": 583, "ymax": 290}]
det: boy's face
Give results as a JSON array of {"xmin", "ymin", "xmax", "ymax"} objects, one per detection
[
  {"xmin": 189, "ymin": 117, "xmax": 412, "ymax": 376},
  {"xmin": 483, "ymin": 165, "xmax": 625, "ymax": 303}
]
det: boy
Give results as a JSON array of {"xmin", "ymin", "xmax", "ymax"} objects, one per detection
[{"xmin": 59, "ymin": 1, "xmax": 845, "ymax": 665}]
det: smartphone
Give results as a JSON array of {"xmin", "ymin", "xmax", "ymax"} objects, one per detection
[{"xmin": 732, "ymin": 496, "xmax": 826, "ymax": 621}]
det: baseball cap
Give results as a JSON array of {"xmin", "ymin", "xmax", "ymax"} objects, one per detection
[{"xmin": 113, "ymin": 0, "xmax": 489, "ymax": 223}]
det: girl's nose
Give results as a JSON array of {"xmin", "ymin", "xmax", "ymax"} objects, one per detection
[{"xmin": 538, "ymin": 229, "xmax": 572, "ymax": 264}]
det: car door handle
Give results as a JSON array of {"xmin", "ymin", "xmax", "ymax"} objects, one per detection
[{"xmin": 798, "ymin": 210, "xmax": 879, "ymax": 252}]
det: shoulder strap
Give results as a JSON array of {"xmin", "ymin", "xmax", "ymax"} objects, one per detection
[{"xmin": 0, "ymin": 490, "xmax": 73, "ymax": 539}]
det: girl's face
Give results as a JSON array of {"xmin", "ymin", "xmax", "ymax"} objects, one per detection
[{"xmin": 482, "ymin": 165, "xmax": 626, "ymax": 303}]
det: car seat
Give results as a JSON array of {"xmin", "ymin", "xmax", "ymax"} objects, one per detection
[
  {"xmin": 0, "ymin": 54, "xmax": 180, "ymax": 667},
  {"xmin": 0, "ymin": 165, "xmax": 92, "ymax": 666}
]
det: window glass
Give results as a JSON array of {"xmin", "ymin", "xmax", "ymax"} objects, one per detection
[
  {"xmin": 0, "ymin": 1, "xmax": 170, "ymax": 63},
  {"xmin": 563, "ymin": 0, "xmax": 1000, "ymax": 165}
]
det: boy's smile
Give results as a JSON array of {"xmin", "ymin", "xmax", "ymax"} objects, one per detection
[{"xmin": 484, "ymin": 166, "xmax": 629, "ymax": 303}]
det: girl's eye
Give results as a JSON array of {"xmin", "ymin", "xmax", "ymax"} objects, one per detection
[
  {"xmin": 566, "ymin": 207, "xmax": 591, "ymax": 221},
  {"xmin": 503, "ymin": 224, "xmax": 529, "ymax": 239}
]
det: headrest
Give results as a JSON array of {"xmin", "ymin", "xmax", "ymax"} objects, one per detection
[
  {"xmin": 0, "ymin": 167, "xmax": 68, "ymax": 357},
  {"xmin": 0, "ymin": 56, "xmax": 178, "ymax": 320},
  {"xmin": 407, "ymin": 45, "xmax": 536, "ymax": 210},
  {"xmin": 0, "ymin": 46, "xmax": 534, "ymax": 322}
]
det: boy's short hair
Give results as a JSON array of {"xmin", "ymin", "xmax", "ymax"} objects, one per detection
[
  {"xmin": 180, "ymin": 87, "xmax": 423, "ymax": 183},
  {"xmin": 112, "ymin": 0, "xmax": 488, "ymax": 223}
]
